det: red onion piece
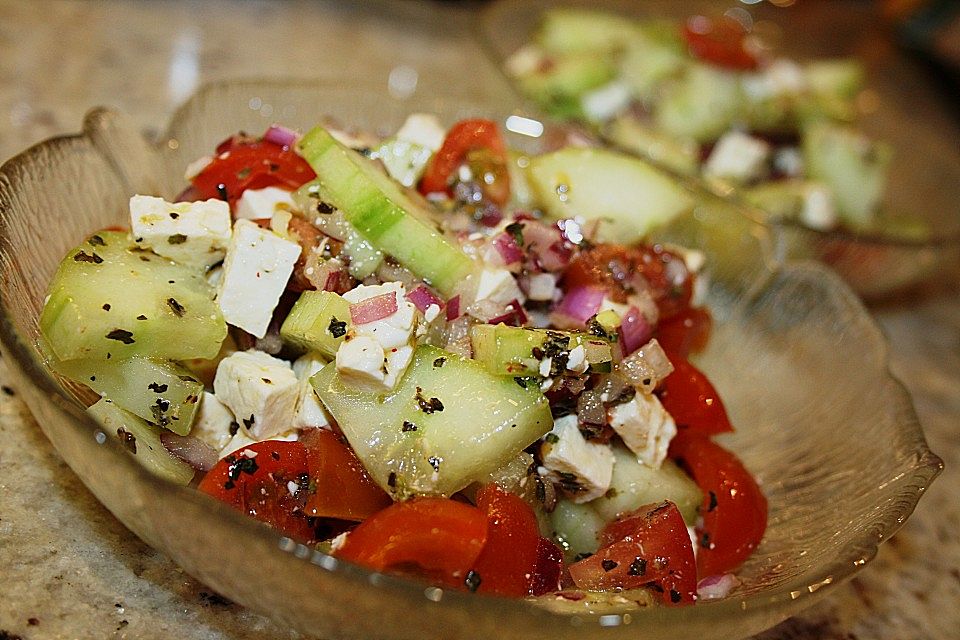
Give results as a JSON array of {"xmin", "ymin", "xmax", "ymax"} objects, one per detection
[
  {"xmin": 556, "ymin": 286, "xmax": 605, "ymax": 324},
  {"xmin": 160, "ymin": 432, "xmax": 217, "ymax": 472},
  {"xmin": 405, "ymin": 284, "xmax": 444, "ymax": 313},
  {"xmin": 263, "ymin": 124, "xmax": 298, "ymax": 148},
  {"xmin": 619, "ymin": 338, "xmax": 674, "ymax": 394},
  {"xmin": 488, "ymin": 299, "xmax": 528, "ymax": 327},
  {"xmin": 446, "ymin": 295, "xmax": 461, "ymax": 321},
  {"xmin": 521, "ymin": 220, "xmax": 572, "ymax": 273},
  {"xmin": 350, "ymin": 292, "xmax": 398, "ymax": 325},
  {"xmin": 492, "ymin": 232, "xmax": 523, "ymax": 265},
  {"xmin": 697, "ymin": 573, "xmax": 741, "ymax": 600},
  {"xmin": 620, "ymin": 306, "xmax": 652, "ymax": 356}
]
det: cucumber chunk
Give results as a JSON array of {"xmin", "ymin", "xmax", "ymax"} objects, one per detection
[
  {"xmin": 88, "ymin": 398, "xmax": 195, "ymax": 485},
  {"xmin": 311, "ymin": 344, "xmax": 553, "ymax": 498},
  {"xmin": 470, "ymin": 324, "xmax": 612, "ymax": 377},
  {"xmin": 655, "ymin": 64, "xmax": 743, "ymax": 142},
  {"xmin": 54, "ymin": 356, "xmax": 203, "ymax": 436},
  {"xmin": 550, "ymin": 498, "xmax": 604, "ymax": 562},
  {"xmin": 280, "ymin": 290, "xmax": 352, "ymax": 358},
  {"xmin": 527, "ymin": 147, "xmax": 693, "ymax": 244},
  {"xmin": 298, "ymin": 126, "xmax": 475, "ymax": 296},
  {"xmin": 40, "ymin": 231, "xmax": 226, "ymax": 362},
  {"xmin": 537, "ymin": 9, "xmax": 640, "ymax": 55}
]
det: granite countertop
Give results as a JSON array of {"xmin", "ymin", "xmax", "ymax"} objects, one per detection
[{"xmin": 1, "ymin": 1, "xmax": 958, "ymax": 638}]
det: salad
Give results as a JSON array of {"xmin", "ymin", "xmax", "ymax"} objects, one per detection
[
  {"xmin": 507, "ymin": 8, "xmax": 918, "ymax": 237},
  {"xmin": 38, "ymin": 112, "xmax": 766, "ymax": 607}
]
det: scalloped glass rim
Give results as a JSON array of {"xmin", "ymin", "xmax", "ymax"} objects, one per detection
[
  {"xmin": 0, "ymin": 78, "xmax": 943, "ymax": 640},
  {"xmin": 477, "ymin": 0, "xmax": 960, "ymax": 298}
]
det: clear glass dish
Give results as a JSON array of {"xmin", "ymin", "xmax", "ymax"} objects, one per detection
[
  {"xmin": 480, "ymin": 0, "xmax": 960, "ymax": 300},
  {"xmin": 0, "ymin": 79, "xmax": 942, "ymax": 640}
]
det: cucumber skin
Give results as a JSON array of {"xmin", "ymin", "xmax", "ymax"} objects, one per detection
[
  {"xmin": 311, "ymin": 344, "xmax": 553, "ymax": 499},
  {"xmin": 298, "ymin": 126, "xmax": 475, "ymax": 297},
  {"xmin": 40, "ymin": 231, "xmax": 226, "ymax": 362},
  {"xmin": 470, "ymin": 324, "xmax": 612, "ymax": 377},
  {"xmin": 280, "ymin": 290, "xmax": 351, "ymax": 358}
]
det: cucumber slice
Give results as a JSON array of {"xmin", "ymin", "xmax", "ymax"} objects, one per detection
[
  {"xmin": 618, "ymin": 34, "xmax": 685, "ymax": 103},
  {"xmin": 470, "ymin": 324, "xmax": 612, "ymax": 377},
  {"xmin": 298, "ymin": 126, "xmax": 475, "ymax": 297},
  {"xmin": 590, "ymin": 444, "xmax": 702, "ymax": 525},
  {"xmin": 54, "ymin": 356, "xmax": 203, "ymax": 436},
  {"xmin": 279, "ymin": 290, "xmax": 351, "ymax": 358},
  {"xmin": 537, "ymin": 9, "xmax": 640, "ymax": 55},
  {"xmin": 527, "ymin": 147, "xmax": 693, "ymax": 244},
  {"xmin": 88, "ymin": 398, "xmax": 195, "ymax": 485},
  {"xmin": 604, "ymin": 115, "xmax": 700, "ymax": 176},
  {"xmin": 802, "ymin": 122, "xmax": 892, "ymax": 226},
  {"xmin": 549, "ymin": 498, "xmax": 604, "ymax": 562},
  {"xmin": 311, "ymin": 344, "xmax": 553, "ymax": 498},
  {"xmin": 655, "ymin": 64, "xmax": 743, "ymax": 142},
  {"xmin": 40, "ymin": 231, "xmax": 226, "ymax": 362}
]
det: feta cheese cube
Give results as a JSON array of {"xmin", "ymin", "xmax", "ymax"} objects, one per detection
[
  {"xmin": 703, "ymin": 131, "xmax": 771, "ymax": 184},
  {"xmin": 541, "ymin": 415, "xmax": 615, "ymax": 503},
  {"xmin": 235, "ymin": 186, "xmax": 296, "ymax": 221},
  {"xmin": 292, "ymin": 352, "xmax": 332, "ymax": 430},
  {"xmin": 395, "ymin": 113, "xmax": 446, "ymax": 152},
  {"xmin": 581, "ymin": 80, "xmax": 632, "ymax": 123},
  {"xmin": 608, "ymin": 393, "xmax": 677, "ymax": 468},
  {"xmin": 213, "ymin": 350, "xmax": 299, "ymax": 439},
  {"xmin": 342, "ymin": 282, "xmax": 417, "ymax": 350},
  {"xmin": 129, "ymin": 195, "xmax": 231, "ymax": 268},
  {"xmin": 526, "ymin": 273, "xmax": 557, "ymax": 301},
  {"xmin": 189, "ymin": 391, "xmax": 237, "ymax": 453},
  {"xmin": 799, "ymin": 183, "xmax": 839, "ymax": 231},
  {"xmin": 475, "ymin": 267, "xmax": 525, "ymax": 307},
  {"xmin": 218, "ymin": 219, "xmax": 301, "ymax": 338},
  {"xmin": 336, "ymin": 335, "xmax": 390, "ymax": 390}
]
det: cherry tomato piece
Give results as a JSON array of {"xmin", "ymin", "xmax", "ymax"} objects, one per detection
[
  {"xmin": 569, "ymin": 501, "xmax": 697, "ymax": 605},
  {"xmin": 198, "ymin": 440, "xmax": 316, "ymax": 542},
  {"xmin": 656, "ymin": 306, "xmax": 712, "ymax": 359},
  {"xmin": 191, "ymin": 136, "xmax": 316, "ymax": 208},
  {"xmin": 300, "ymin": 429, "xmax": 392, "ymax": 522},
  {"xmin": 419, "ymin": 119, "xmax": 510, "ymax": 206},
  {"xmin": 529, "ymin": 537, "xmax": 564, "ymax": 596},
  {"xmin": 469, "ymin": 484, "xmax": 542, "ymax": 597},
  {"xmin": 669, "ymin": 432, "xmax": 767, "ymax": 576},
  {"xmin": 658, "ymin": 354, "xmax": 734, "ymax": 435},
  {"xmin": 335, "ymin": 498, "xmax": 488, "ymax": 589},
  {"xmin": 682, "ymin": 15, "xmax": 759, "ymax": 71},
  {"xmin": 562, "ymin": 243, "xmax": 693, "ymax": 320}
]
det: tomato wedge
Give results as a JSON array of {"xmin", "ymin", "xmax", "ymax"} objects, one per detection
[
  {"xmin": 669, "ymin": 432, "xmax": 767, "ymax": 576},
  {"xmin": 335, "ymin": 498, "xmax": 488, "ymax": 589},
  {"xmin": 658, "ymin": 354, "xmax": 734, "ymax": 435},
  {"xmin": 191, "ymin": 135, "xmax": 316, "ymax": 208},
  {"xmin": 681, "ymin": 15, "xmax": 759, "ymax": 71},
  {"xmin": 300, "ymin": 429, "xmax": 392, "ymax": 522},
  {"xmin": 530, "ymin": 537, "xmax": 564, "ymax": 596},
  {"xmin": 470, "ymin": 484, "xmax": 542, "ymax": 597},
  {"xmin": 198, "ymin": 440, "xmax": 316, "ymax": 542},
  {"xmin": 419, "ymin": 118, "xmax": 510, "ymax": 205},
  {"xmin": 655, "ymin": 306, "xmax": 712, "ymax": 359},
  {"xmin": 568, "ymin": 501, "xmax": 696, "ymax": 605}
]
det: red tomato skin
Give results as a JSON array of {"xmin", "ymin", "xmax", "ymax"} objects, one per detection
[
  {"xmin": 469, "ymin": 485, "xmax": 542, "ymax": 597},
  {"xmin": 335, "ymin": 498, "xmax": 488, "ymax": 589},
  {"xmin": 198, "ymin": 440, "xmax": 316, "ymax": 542},
  {"xmin": 191, "ymin": 136, "xmax": 316, "ymax": 208},
  {"xmin": 681, "ymin": 16, "xmax": 759, "ymax": 71},
  {"xmin": 669, "ymin": 432, "xmax": 767, "ymax": 577},
  {"xmin": 658, "ymin": 355, "xmax": 734, "ymax": 435},
  {"xmin": 656, "ymin": 306, "xmax": 712, "ymax": 359},
  {"xmin": 419, "ymin": 119, "xmax": 510, "ymax": 205},
  {"xmin": 299, "ymin": 429, "xmax": 392, "ymax": 522},
  {"xmin": 569, "ymin": 501, "xmax": 697, "ymax": 605}
]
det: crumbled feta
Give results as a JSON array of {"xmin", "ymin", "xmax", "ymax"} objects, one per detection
[
  {"xmin": 129, "ymin": 195, "xmax": 231, "ymax": 268},
  {"xmin": 566, "ymin": 344, "xmax": 588, "ymax": 374},
  {"xmin": 213, "ymin": 350, "xmax": 299, "ymax": 439},
  {"xmin": 217, "ymin": 219, "xmax": 301, "ymax": 338},
  {"xmin": 235, "ymin": 186, "xmax": 296, "ymax": 221},
  {"xmin": 799, "ymin": 183, "xmax": 839, "ymax": 231},
  {"xmin": 292, "ymin": 352, "xmax": 332, "ymax": 430},
  {"xmin": 703, "ymin": 131, "xmax": 771, "ymax": 184},
  {"xmin": 424, "ymin": 304, "xmax": 441, "ymax": 323},
  {"xmin": 189, "ymin": 391, "xmax": 237, "ymax": 453},
  {"xmin": 475, "ymin": 267, "xmax": 525, "ymax": 307},
  {"xmin": 395, "ymin": 113, "xmax": 446, "ymax": 152},
  {"xmin": 526, "ymin": 272, "xmax": 557, "ymax": 301},
  {"xmin": 608, "ymin": 393, "xmax": 677, "ymax": 469},
  {"xmin": 539, "ymin": 357, "xmax": 553, "ymax": 378},
  {"xmin": 541, "ymin": 415, "xmax": 615, "ymax": 503},
  {"xmin": 336, "ymin": 336, "xmax": 390, "ymax": 389},
  {"xmin": 581, "ymin": 80, "xmax": 632, "ymax": 123}
]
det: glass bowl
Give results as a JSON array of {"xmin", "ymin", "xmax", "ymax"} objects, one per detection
[
  {"xmin": 480, "ymin": 0, "xmax": 960, "ymax": 300},
  {"xmin": 0, "ymin": 79, "xmax": 942, "ymax": 640}
]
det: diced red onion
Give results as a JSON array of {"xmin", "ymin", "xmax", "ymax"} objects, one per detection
[
  {"xmin": 160, "ymin": 432, "xmax": 217, "ymax": 472},
  {"xmin": 405, "ymin": 284, "xmax": 444, "ymax": 313},
  {"xmin": 618, "ymin": 338, "xmax": 674, "ymax": 394},
  {"xmin": 350, "ymin": 292, "xmax": 398, "ymax": 325},
  {"xmin": 488, "ymin": 299, "xmax": 529, "ymax": 327},
  {"xmin": 263, "ymin": 124, "xmax": 298, "ymax": 148},
  {"xmin": 697, "ymin": 573, "xmax": 741, "ymax": 600},
  {"xmin": 446, "ymin": 295, "xmax": 461, "ymax": 321},
  {"xmin": 556, "ymin": 286, "xmax": 605, "ymax": 324},
  {"xmin": 492, "ymin": 232, "xmax": 524, "ymax": 265},
  {"xmin": 577, "ymin": 389, "xmax": 607, "ymax": 427},
  {"xmin": 620, "ymin": 306, "xmax": 652, "ymax": 356},
  {"xmin": 522, "ymin": 220, "xmax": 571, "ymax": 273}
]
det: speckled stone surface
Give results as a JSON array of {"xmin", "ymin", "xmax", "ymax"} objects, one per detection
[{"xmin": 1, "ymin": 1, "xmax": 958, "ymax": 639}]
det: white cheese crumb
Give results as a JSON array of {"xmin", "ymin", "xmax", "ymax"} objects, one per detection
[
  {"xmin": 189, "ymin": 391, "xmax": 236, "ymax": 453},
  {"xmin": 703, "ymin": 131, "xmax": 771, "ymax": 184},
  {"xmin": 424, "ymin": 304, "xmax": 441, "ymax": 323},
  {"xmin": 235, "ymin": 186, "xmax": 296, "ymax": 221},
  {"xmin": 395, "ymin": 113, "xmax": 446, "ymax": 152},
  {"xmin": 608, "ymin": 393, "xmax": 677, "ymax": 468},
  {"xmin": 213, "ymin": 350, "xmax": 299, "ymax": 439},
  {"xmin": 799, "ymin": 183, "xmax": 839, "ymax": 231},
  {"xmin": 129, "ymin": 195, "xmax": 231, "ymax": 268},
  {"xmin": 581, "ymin": 80, "xmax": 632, "ymax": 123},
  {"xmin": 541, "ymin": 415, "xmax": 615, "ymax": 503},
  {"xmin": 566, "ymin": 345, "xmax": 587, "ymax": 374}
]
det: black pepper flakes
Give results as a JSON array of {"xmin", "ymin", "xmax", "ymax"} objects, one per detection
[
  {"xmin": 328, "ymin": 316, "xmax": 347, "ymax": 338},
  {"xmin": 432, "ymin": 357, "xmax": 446, "ymax": 368},
  {"xmin": 707, "ymin": 490, "xmax": 718, "ymax": 512},
  {"xmin": 136, "ymin": 314, "xmax": 148, "ymax": 321},
  {"xmin": 1, "ymin": 385, "xmax": 15, "ymax": 396},
  {"xmin": 701, "ymin": 532, "xmax": 711, "ymax": 549},
  {"xmin": 88, "ymin": 234, "xmax": 106, "ymax": 246},
  {"xmin": 428, "ymin": 456, "xmax": 442, "ymax": 472},
  {"xmin": 601, "ymin": 559, "xmax": 618, "ymax": 572},
  {"xmin": 73, "ymin": 251, "xmax": 103, "ymax": 264},
  {"xmin": 387, "ymin": 472, "xmax": 398, "ymax": 488},
  {"xmin": 401, "ymin": 420, "xmax": 417, "ymax": 432},
  {"xmin": 167, "ymin": 234, "xmax": 188, "ymax": 245},
  {"xmin": 242, "ymin": 415, "xmax": 255, "ymax": 429},
  {"xmin": 514, "ymin": 377, "xmax": 528, "ymax": 389},
  {"xmin": 169, "ymin": 212, "xmax": 180, "ymax": 219},
  {"xmin": 148, "ymin": 382, "xmax": 168, "ymax": 393},
  {"xmin": 167, "ymin": 298, "xmax": 185, "ymax": 317},
  {"xmin": 105, "ymin": 329, "xmax": 135, "ymax": 344},
  {"xmin": 102, "ymin": 303, "xmax": 111, "ymax": 311},
  {"xmin": 464, "ymin": 570, "xmax": 481, "ymax": 593},
  {"xmin": 316, "ymin": 201, "xmax": 335, "ymax": 214},
  {"xmin": 228, "ymin": 421, "xmax": 240, "ymax": 436},
  {"xmin": 669, "ymin": 589, "xmax": 682, "ymax": 604},
  {"xmin": 628, "ymin": 557, "xmax": 647, "ymax": 576},
  {"xmin": 415, "ymin": 387, "xmax": 443, "ymax": 413}
]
